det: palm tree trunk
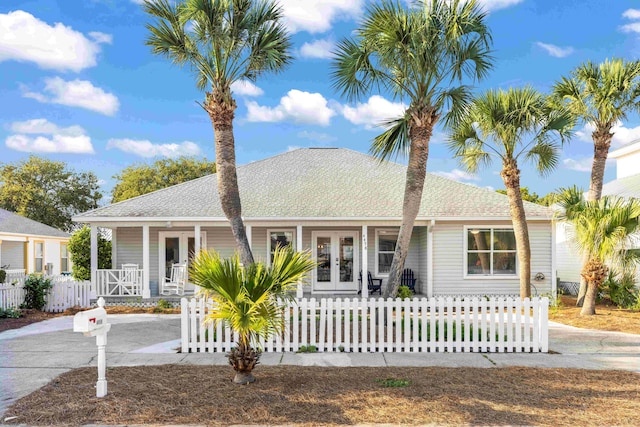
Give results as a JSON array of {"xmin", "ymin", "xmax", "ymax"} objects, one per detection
[
  {"xmin": 500, "ymin": 159, "xmax": 531, "ymax": 299},
  {"xmin": 587, "ymin": 126, "xmax": 613, "ymax": 202},
  {"xmin": 204, "ymin": 91, "xmax": 254, "ymax": 266},
  {"xmin": 384, "ymin": 116, "xmax": 436, "ymax": 298},
  {"xmin": 580, "ymin": 258, "xmax": 607, "ymax": 316}
]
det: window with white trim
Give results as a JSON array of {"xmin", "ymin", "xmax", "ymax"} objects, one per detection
[
  {"xmin": 466, "ymin": 228, "xmax": 517, "ymax": 276},
  {"xmin": 34, "ymin": 241, "xmax": 44, "ymax": 273},
  {"xmin": 376, "ymin": 229, "xmax": 398, "ymax": 275},
  {"xmin": 60, "ymin": 243, "xmax": 69, "ymax": 273},
  {"xmin": 267, "ymin": 230, "xmax": 295, "ymax": 265}
]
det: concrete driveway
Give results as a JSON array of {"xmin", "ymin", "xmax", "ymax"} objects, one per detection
[{"xmin": 1, "ymin": 314, "xmax": 639, "ymax": 419}]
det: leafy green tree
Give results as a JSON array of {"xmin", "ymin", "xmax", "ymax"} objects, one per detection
[
  {"xmin": 553, "ymin": 58, "xmax": 640, "ymax": 201},
  {"xmin": 144, "ymin": 0, "xmax": 292, "ymax": 266},
  {"xmin": 449, "ymin": 87, "xmax": 573, "ymax": 298},
  {"xmin": 556, "ymin": 188, "xmax": 640, "ymax": 315},
  {"xmin": 496, "ymin": 187, "xmax": 541, "ymax": 204},
  {"xmin": 331, "ymin": 0, "xmax": 493, "ymax": 297},
  {"xmin": 191, "ymin": 246, "xmax": 315, "ymax": 384},
  {"xmin": 111, "ymin": 157, "xmax": 216, "ymax": 203},
  {"xmin": 68, "ymin": 225, "xmax": 112, "ymax": 281},
  {"xmin": 0, "ymin": 156, "xmax": 102, "ymax": 232}
]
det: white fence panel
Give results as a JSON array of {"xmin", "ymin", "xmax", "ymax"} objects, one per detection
[
  {"xmin": 180, "ymin": 296, "xmax": 549, "ymax": 354},
  {"xmin": 1, "ymin": 275, "xmax": 91, "ymax": 312}
]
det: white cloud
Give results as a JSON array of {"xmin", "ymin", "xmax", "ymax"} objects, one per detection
[
  {"xmin": 300, "ymin": 39, "xmax": 334, "ymax": 59},
  {"xmin": 563, "ymin": 158, "xmax": 592, "ymax": 172},
  {"xmin": 6, "ymin": 118, "xmax": 94, "ymax": 154},
  {"xmin": 277, "ymin": 0, "xmax": 363, "ymax": 34},
  {"xmin": 0, "ymin": 10, "xmax": 110, "ymax": 72},
  {"xmin": 622, "ymin": 9, "xmax": 640, "ymax": 20},
  {"xmin": 535, "ymin": 42, "xmax": 574, "ymax": 58},
  {"xmin": 22, "ymin": 77, "xmax": 119, "ymax": 116},
  {"xmin": 575, "ymin": 122, "xmax": 640, "ymax": 147},
  {"xmin": 621, "ymin": 22, "xmax": 640, "ymax": 34},
  {"xmin": 297, "ymin": 130, "xmax": 337, "ymax": 143},
  {"xmin": 341, "ymin": 95, "xmax": 406, "ymax": 129},
  {"xmin": 231, "ymin": 80, "xmax": 264, "ymax": 97},
  {"xmin": 107, "ymin": 139, "xmax": 202, "ymax": 158},
  {"xmin": 245, "ymin": 90, "xmax": 335, "ymax": 126},
  {"xmin": 88, "ymin": 31, "xmax": 113, "ymax": 44},
  {"xmin": 476, "ymin": 0, "xmax": 524, "ymax": 12},
  {"xmin": 433, "ymin": 169, "xmax": 480, "ymax": 182}
]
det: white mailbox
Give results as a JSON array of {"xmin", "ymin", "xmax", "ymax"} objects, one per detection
[{"xmin": 73, "ymin": 307, "xmax": 107, "ymax": 334}]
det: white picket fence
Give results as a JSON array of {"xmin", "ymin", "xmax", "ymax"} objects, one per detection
[
  {"xmin": 181, "ymin": 296, "xmax": 549, "ymax": 354},
  {"xmin": 0, "ymin": 275, "xmax": 92, "ymax": 313}
]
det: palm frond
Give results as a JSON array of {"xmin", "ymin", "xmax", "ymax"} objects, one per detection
[{"xmin": 370, "ymin": 115, "xmax": 411, "ymax": 161}]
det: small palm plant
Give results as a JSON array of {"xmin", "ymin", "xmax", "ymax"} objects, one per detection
[{"xmin": 190, "ymin": 246, "xmax": 315, "ymax": 383}]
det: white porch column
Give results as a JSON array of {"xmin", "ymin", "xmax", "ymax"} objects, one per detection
[
  {"xmin": 427, "ymin": 220, "xmax": 434, "ymax": 297},
  {"xmin": 194, "ymin": 224, "xmax": 202, "ymax": 295},
  {"xmin": 142, "ymin": 225, "xmax": 150, "ymax": 298},
  {"xmin": 90, "ymin": 225, "xmax": 98, "ymax": 289},
  {"xmin": 296, "ymin": 225, "xmax": 303, "ymax": 298},
  {"xmin": 245, "ymin": 224, "xmax": 252, "ymax": 251},
  {"xmin": 361, "ymin": 225, "xmax": 368, "ymax": 298},
  {"xmin": 551, "ymin": 221, "xmax": 557, "ymax": 298},
  {"xmin": 111, "ymin": 228, "xmax": 117, "ymax": 269}
]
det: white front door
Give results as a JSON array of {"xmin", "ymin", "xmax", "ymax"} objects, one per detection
[
  {"xmin": 158, "ymin": 231, "xmax": 207, "ymax": 293},
  {"xmin": 312, "ymin": 231, "xmax": 359, "ymax": 293}
]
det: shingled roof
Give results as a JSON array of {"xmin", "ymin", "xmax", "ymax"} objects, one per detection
[
  {"xmin": 0, "ymin": 209, "xmax": 70, "ymax": 238},
  {"xmin": 602, "ymin": 174, "xmax": 640, "ymax": 199},
  {"xmin": 75, "ymin": 148, "xmax": 552, "ymax": 221}
]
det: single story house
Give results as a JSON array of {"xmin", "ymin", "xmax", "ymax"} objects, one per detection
[
  {"xmin": 0, "ymin": 208, "xmax": 71, "ymax": 278},
  {"xmin": 73, "ymin": 148, "xmax": 555, "ymax": 298}
]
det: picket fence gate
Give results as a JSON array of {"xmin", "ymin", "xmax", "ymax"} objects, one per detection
[
  {"xmin": 0, "ymin": 276, "xmax": 92, "ymax": 312},
  {"xmin": 181, "ymin": 296, "xmax": 549, "ymax": 354}
]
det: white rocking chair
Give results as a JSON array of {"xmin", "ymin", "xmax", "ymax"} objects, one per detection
[
  {"xmin": 121, "ymin": 263, "xmax": 140, "ymax": 295},
  {"xmin": 162, "ymin": 263, "xmax": 187, "ymax": 296}
]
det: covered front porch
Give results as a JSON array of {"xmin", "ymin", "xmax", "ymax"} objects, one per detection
[{"xmin": 88, "ymin": 221, "xmax": 434, "ymax": 299}]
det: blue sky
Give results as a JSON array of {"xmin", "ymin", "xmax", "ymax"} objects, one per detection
[{"xmin": 2, "ymin": 0, "xmax": 640, "ymax": 204}]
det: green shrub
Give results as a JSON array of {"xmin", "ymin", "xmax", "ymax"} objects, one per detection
[
  {"xmin": 397, "ymin": 285, "xmax": 413, "ymax": 299},
  {"xmin": 21, "ymin": 275, "xmax": 53, "ymax": 310},
  {"xmin": 68, "ymin": 225, "xmax": 111, "ymax": 281},
  {"xmin": 157, "ymin": 299, "xmax": 172, "ymax": 309},
  {"xmin": 376, "ymin": 378, "xmax": 410, "ymax": 388},
  {"xmin": 0, "ymin": 269, "xmax": 6, "ymax": 284},
  {"xmin": 0, "ymin": 307, "xmax": 21, "ymax": 318},
  {"xmin": 297, "ymin": 345, "xmax": 317, "ymax": 353},
  {"xmin": 602, "ymin": 271, "xmax": 639, "ymax": 309}
]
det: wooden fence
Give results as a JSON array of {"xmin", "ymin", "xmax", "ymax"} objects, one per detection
[
  {"xmin": 0, "ymin": 275, "xmax": 92, "ymax": 313},
  {"xmin": 181, "ymin": 296, "xmax": 549, "ymax": 354}
]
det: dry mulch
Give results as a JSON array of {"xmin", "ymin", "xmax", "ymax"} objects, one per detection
[
  {"xmin": 4, "ymin": 365, "xmax": 640, "ymax": 426},
  {"xmin": 549, "ymin": 296, "xmax": 640, "ymax": 335}
]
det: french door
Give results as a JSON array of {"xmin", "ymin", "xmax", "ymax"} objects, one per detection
[
  {"xmin": 158, "ymin": 231, "xmax": 206, "ymax": 293},
  {"xmin": 312, "ymin": 231, "xmax": 359, "ymax": 292}
]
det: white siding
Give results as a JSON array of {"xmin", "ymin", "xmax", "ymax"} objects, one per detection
[
  {"xmin": 1, "ymin": 241, "xmax": 24, "ymax": 270},
  {"xmin": 432, "ymin": 221, "xmax": 553, "ymax": 296},
  {"xmin": 555, "ymin": 222, "xmax": 581, "ymax": 283}
]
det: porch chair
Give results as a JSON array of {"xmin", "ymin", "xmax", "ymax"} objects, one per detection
[
  {"xmin": 400, "ymin": 268, "xmax": 416, "ymax": 293},
  {"xmin": 358, "ymin": 271, "xmax": 382, "ymax": 295},
  {"xmin": 121, "ymin": 263, "xmax": 139, "ymax": 295},
  {"xmin": 162, "ymin": 263, "xmax": 187, "ymax": 296}
]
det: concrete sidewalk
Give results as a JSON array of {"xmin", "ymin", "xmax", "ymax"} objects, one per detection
[{"xmin": 1, "ymin": 314, "xmax": 639, "ymax": 419}]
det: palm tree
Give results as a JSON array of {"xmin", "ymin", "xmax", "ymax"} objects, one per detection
[
  {"xmin": 553, "ymin": 58, "xmax": 640, "ymax": 201},
  {"xmin": 448, "ymin": 87, "xmax": 574, "ymax": 298},
  {"xmin": 331, "ymin": 0, "xmax": 493, "ymax": 297},
  {"xmin": 144, "ymin": 0, "xmax": 293, "ymax": 265},
  {"xmin": 556, "ymin": 190, "xmax": 640, "ymax": 315},
  {"xmin": 190, "ymin": 246, "xmax": 315, "ymax": 383}
]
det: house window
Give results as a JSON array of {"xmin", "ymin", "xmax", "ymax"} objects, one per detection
[
  {"xmin": 34, "ymin": 241, "xmax": 44, "ymax": 273},
  {"xmin": 466, "ymin": 228, "xmax": 517, "ymax": 276},
  {"xmin": 61, "ymin": 243, "xmax": 69, "ymax": 273},
  {"xmin": 267, "ymin": 230, "xmax": 295, "ymax": 265},
  {"xmin": 376, "ymin": 229, "xmax": 398, "ymax": 275}
]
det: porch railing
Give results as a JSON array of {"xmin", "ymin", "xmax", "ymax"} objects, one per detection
[
  {"xmin": 181, "ymin": 296, "xmax": 549, "ymax": 354},
  {"xmin": 94, "ymin": 269, "xmax": 143, "ymax": 296}
]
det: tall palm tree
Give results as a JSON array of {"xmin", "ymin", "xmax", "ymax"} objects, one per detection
[
  {"xmin": 448, "ymin": 87, "xmax": 574, "ymax": 298},
  {"xmin": 331, "ymin": 0, "xmax": 493, "ymax": 297},
  {"xmin": 553, "ymin": 58, "xmax": 640, "ymax": 201},
  {"xmin": 191, "ymin": 246, "xmax": 315, "ymax": 383},
  {"xmin": 556, "ymin": 190, "xmax": 640, "ymax": 315},
  {"xmin": 144, "ymin": 0, "xmax": 293, "ymax": 265}
]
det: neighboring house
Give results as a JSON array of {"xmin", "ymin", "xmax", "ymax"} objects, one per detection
[
  {"xmin": 73, "ymin": 148, "xmax": 555, "ymax": 298},
  {"xmin": 0, "ymin": 208, "xmax": 71, "ymax": 276},
  {"xmin": 556, "ymin": 139, "xmax": 640, "ymax": 284}
]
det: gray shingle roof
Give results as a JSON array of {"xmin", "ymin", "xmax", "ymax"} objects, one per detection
[
  {"xmin": 602, "ymin": 174, "xmax": 640, "ymax": 198},
  {"xmin": 0, "ymin": 209, "xmax": 70, "ymax": 238},
  {"xmin": 76, "ymin": 148, "xmax": 552, "ymax": 220}
]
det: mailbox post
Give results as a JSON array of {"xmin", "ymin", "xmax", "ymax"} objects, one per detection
[{"xmin": 73, "ymin": 297, "xmax": 111, "ymax": 398}]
